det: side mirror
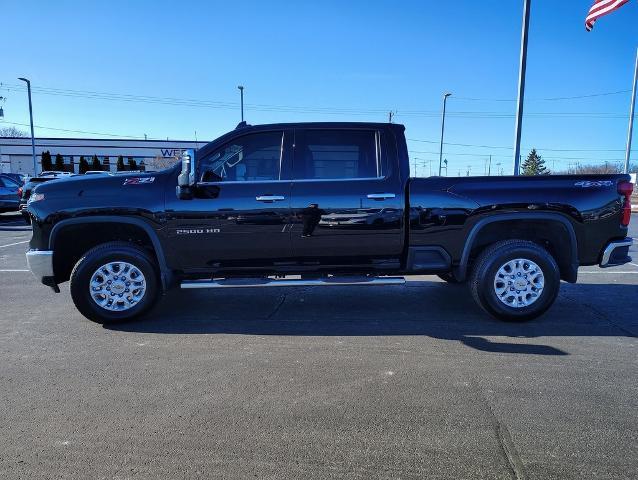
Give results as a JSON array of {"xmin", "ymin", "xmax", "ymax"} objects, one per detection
[
  {"xmin": 176, "ymin": 149, "xmax": 196, "ymax": 199},
  {"xmin": 177, "ymin": 149, "xmax": 195, "ymax": 187}
]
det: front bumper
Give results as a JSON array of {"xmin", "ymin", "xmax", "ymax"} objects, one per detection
[
  {"xmin": 26, "ymin": 250, "xmax": 54, "ymax": 283},
  {"xmin": 599, "ymin": 238, "xmax": 633, "ymax": 267}
]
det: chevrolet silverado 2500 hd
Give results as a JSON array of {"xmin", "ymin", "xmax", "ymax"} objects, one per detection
[{"xmin": 25, "ymin": 122, "xmax": 633, "ymax": 323}]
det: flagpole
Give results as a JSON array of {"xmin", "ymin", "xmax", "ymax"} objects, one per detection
[
  {"xmin": 624, "ymin": 47, "xmax": 637, "ymax": 174},
  {"xmin": 513, "ymin": 0, "xmax": 531, "ymax": 176}
]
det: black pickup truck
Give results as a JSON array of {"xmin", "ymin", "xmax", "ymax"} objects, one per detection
[{"xmin": 25, "ymin": 122, "xmax": 633, "ymax": 324}]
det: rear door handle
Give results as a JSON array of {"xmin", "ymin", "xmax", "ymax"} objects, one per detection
[
  {"xmin": 367, "ymin": 193, "xmax": 396, "ymax": 200},
  {"xmin": 256, "ymin": 195, "xmax": 285, "ymax": 202}
]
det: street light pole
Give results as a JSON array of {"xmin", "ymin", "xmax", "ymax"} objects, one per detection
[
  {"xmin": 624, "ymin": 47, "xmax": 637, "ymax": 174},
  {"xmin": 513, "ymin": 0, "xmax": 531, "ymax": 176},
  {"xmin": 438, "ymin": 93, "xmax": 452, "ymax": 176},
  {"xmin": 237, "ymin": 85, "xmax": 245, "ymax": 123},
  {"xmin": 18, "ymin": 77, "xmax": 37, "ymax": 175}
]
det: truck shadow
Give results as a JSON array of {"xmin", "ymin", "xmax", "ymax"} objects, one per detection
[{"xmin": 105, "ymin": 281, "xmax": 638, "ymax": 356}]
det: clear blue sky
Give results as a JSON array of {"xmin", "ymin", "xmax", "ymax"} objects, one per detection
[{"xmin": 2, "ymin": 0, "xmax": 637, "ymax": 175}]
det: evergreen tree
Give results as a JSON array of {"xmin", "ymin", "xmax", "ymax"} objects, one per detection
[
  {"xmin": 128, "ymin": 158, "xmax": 138, "ymax": 171},
  {"xmin": 79, "ymin": 156, "xmax": 89, "ymax": 174},
  {"xmin": 521, "ymin": 149, "xmax": 549, "ymax": 176},
  {"xmin": 116, "ymin": 155, "xmax": 125, "ymax": 171},
  {"xmin": 54, "ymin": 153, "xmax": 65, "ymax": 172},
  {"xmin": 40, "ymin": 150, "xmax": 53, "ymax": 172},
  {"xmin": 91, "ymin": 154, "xmax": 101, "ymax": 171}
]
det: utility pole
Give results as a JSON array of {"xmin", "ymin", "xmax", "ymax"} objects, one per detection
[
  {"xmin": 624, "ymin": 47, "xmax": 637, "ymax": 174},
  {"xmin": 487, "ymin": 155, "xmax": 492, "ymax": 176},
  {"xmin": 513, "ymin": 0, "xmax": 531, "ymax": 176},
  {"xmin": 18, "ymin": 77, "xmax": 37, "ymax": 175},
  {"xmin": 237, "ymin": 85, "xmax": 245, "ymax": 122},
  {"xmin": 438, "ymin": 93, "xmax": 452, "ymax": 175}
]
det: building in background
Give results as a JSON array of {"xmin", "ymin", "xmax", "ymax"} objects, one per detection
[{"xmin": 0, "ymin": 137, "xmax": 206, "ymax": 175}]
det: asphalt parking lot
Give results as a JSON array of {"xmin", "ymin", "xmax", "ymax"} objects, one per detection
[{"xmin": 0, "ymin": 212, "xmax": 636, "ymax": 480}]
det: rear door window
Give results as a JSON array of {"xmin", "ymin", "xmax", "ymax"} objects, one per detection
[{"xmin": 293, "ymin": 130, "xmax": 381, "ymax": 180}]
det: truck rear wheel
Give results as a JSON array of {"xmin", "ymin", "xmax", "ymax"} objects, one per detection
[
  {"xmin": 70, "ymin": 242, "xmax": 159, "ymax": 324},
  {"xmin": 469, "ymin": 240, "xmax": 560, "ymax": 322}
]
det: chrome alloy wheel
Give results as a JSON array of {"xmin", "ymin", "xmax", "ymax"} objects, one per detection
[
  {"xmin": 89, "ymin": 261, "xmax": 147, "ymax": 311},
  {"xmin": 493, "ymin": 258, "xmax": 544, "ymax": 308}
]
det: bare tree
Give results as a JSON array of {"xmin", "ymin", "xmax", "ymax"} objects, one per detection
[{"xmin": 0, "ymin": 126, "xmax": 29, "ymax": 137}]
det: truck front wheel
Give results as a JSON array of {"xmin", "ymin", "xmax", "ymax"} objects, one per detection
[
  {"xmin": 469, "ymin": 240, "xmax": 560, "ymax": 322},
  {"xmin": 70, "ymin": 242, "xmax": 159, "ymax": 324}
]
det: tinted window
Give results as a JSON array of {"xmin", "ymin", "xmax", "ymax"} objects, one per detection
[
  {"xmin": 294, "ymin": 130, "xmax": 379, "ymax": 180},
  {"xmin": 200, "ymin": 131, "xmax": 283, "ymax": 182},
  {"xmin": 0, "ymin": 177, "xmax": 18, "ymax": 188}
]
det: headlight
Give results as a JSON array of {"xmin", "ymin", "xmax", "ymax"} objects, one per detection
[{"xmin": 28, "ymin": 193, "xmax": 45, "ymax": 204}]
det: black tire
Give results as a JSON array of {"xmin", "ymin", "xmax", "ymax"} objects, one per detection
[
  {"xmin": 437, "ymin": 272, "xmax": 463, "ymax": 284},
  {"xmin": 70, "ymin": 241, "xmax": 159, "ymax": 324},
  {"xmin": 469, "ymin": 240, "xmax": 560, "ymax": 322}
]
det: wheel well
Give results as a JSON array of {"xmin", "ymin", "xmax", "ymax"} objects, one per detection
[
  {"xmin": 467, "ymin": 219, "xmax": 576, "ymax": 282},
  {"xmin": 52, "ymin": 223, "xmax": 158, "ymax": 284}
]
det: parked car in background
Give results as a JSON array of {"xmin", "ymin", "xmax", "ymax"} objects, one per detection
[
  {"xmin": 19, "ymin": 174, "xmax": 70, "ymax": 222},
  {"xmin": 3, "ymin": 173, "xmax": 26, "ymax": 185},
  {"xmin": 39, "ymin": 171, "xmax": 75, "ymax": 178},
  {"xmin": 0, "ymin": 174, "xmax": 21, "ymax": 213}
]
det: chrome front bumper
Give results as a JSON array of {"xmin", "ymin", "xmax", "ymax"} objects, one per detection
[
  {"xmin": 26, "ymin": 250, "xmax": 54, "ymax": 282},
  {"xmin": 600, "ymin": 238, "xmax": 633, "ymax": 267}
]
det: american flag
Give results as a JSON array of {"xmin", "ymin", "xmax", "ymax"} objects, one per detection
[{"xmin": 585, "ymin": 0, "xmax": 631, "ymax": 31}]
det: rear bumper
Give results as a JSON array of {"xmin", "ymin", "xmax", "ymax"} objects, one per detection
[
  {"xmin": 599, "ymin": 238, "xmax": 633, "ymax": 267},
  {"xmin": 26, "ymin": 250, "xmax": 54, "ymax": 282}
]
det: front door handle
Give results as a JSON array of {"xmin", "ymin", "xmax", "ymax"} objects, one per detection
[
  {"xmin": 256, "ymin": 195, "xmax": 285, "ymax": 202},
  {"xmin": 367, "ymin": 193, "xmax": 396, "ymax": 200}
]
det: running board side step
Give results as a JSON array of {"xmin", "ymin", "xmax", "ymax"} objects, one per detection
[{"xmin": 181, "ymin": 276, "xmax": 406, "ymax": 289}]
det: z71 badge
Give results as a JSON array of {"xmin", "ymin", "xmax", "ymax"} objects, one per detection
[{"xmin": 123, "ymin": 177, "xmax": 155, "ymax": 185}]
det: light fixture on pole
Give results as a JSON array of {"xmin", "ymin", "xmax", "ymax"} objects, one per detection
[
  {"xmin": 18, "ymin": 77, "xmax": 37, "ymax": 175},
  {"xmin": 438, "ymin": 93, "xmax": 452, "ymax": 176},
  {"xmin": 624, "ymin": 47, "xmax": 637, "ymax": 174},
  {"xmin": 237, "ymin": 85, "xmax": 245, "ymax": 123}
]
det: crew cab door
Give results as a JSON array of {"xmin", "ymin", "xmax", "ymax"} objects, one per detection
[
  {"xmin": 164, "ymin": 129, "xmax": 292, "ymax": 270},
  {"xmin": 289, "ymin": 128, "xmax": 404, "ymax": 264}
]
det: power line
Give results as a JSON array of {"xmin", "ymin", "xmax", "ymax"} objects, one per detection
[
  {"xmin": 0, "ymin": 120, "xmax": 148, "ymax": 139},
  {"xmin": 453, "ymin": 89, "xmax": 632, "ymax": 102},
  {"xmin": 407, "ymin": 137, "xmax": 626, "ymax": 152},
  {"xmin": 0, "ymin": 82, "xmax": 632, "ymax": 119},
  {"xmin": 1, "ymin": 119, "xmax": 627, "ymax": 164},
  {"xmin": 407, "ymin": 149, "xmax": 627, "ymax": 162}
]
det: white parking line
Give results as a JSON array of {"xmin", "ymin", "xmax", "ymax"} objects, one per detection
[
  {"xmin": 0, "ymin": 240, "xmax": 29, "ymax": 249},
  {"xmin": 0, "ymin": 269, "xmax": 29, "ymax": 272},
  {"xmin": 580, "ymin": 271, "xmax": 638, "ymax": 274}
]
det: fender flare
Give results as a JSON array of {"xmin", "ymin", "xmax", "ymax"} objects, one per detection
[
  {"xmin": 49, "ymin": 216, "xmax": 171, "ymax": 290},
  {"xmin": 454, "ymin": 212, "xmax": 579, "ymax": 282}
]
